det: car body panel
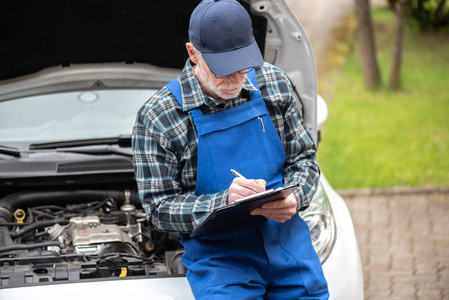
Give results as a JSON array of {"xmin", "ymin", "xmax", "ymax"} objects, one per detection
[{"xmin": 0, "ymin": 0, "xmax": 363, "ymax": 298}]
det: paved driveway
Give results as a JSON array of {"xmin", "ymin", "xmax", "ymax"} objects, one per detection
[{"xmin": 342, "ymin": 188, "xmax": 449, "ymax": 300}]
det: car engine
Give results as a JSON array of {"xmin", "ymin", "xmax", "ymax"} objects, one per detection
[{"xmin": 0, "ymin": 189, "xmax": 186, "ymax": 287}]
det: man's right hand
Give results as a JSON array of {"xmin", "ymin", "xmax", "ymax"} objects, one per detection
[{"xmin": 228, "ymin": 178, "xmax": 266, "ymax": 204}]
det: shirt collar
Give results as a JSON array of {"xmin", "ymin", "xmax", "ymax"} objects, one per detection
[{"xmin": 178, "ymin": 59, "xmax": 259, "ymax": 112}]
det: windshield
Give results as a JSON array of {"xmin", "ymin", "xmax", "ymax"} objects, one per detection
[{"xmin": 0, "ymin": 89, "xmax": 156, "ymax": 142}]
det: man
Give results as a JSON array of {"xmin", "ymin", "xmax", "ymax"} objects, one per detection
[{"xmin": 132, "ymin": 0, "xmax": 329, "ymax": 299}]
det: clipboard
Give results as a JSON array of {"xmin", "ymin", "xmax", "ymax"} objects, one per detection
[{"xmin": 190, "ymin": 183, "xmax": 299, "ymax": 237}]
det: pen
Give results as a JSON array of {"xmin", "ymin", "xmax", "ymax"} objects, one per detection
[{"xmin": 231, "ymin": 169, "xmax": 246, "ymax": 179}]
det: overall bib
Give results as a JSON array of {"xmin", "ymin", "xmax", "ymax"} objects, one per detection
[{"xmin": 166, "ymin": 71, "xmax": 329, "ymax": 299}]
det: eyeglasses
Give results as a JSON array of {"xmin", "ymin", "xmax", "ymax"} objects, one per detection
[{"xmin": 214, "ymin": 67, "xmax": 254, "ymax": 79}]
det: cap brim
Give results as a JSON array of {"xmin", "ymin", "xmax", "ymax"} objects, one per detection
[{"xmin": 201, "ymin": 40, "xmax": 264, "ymax": 77}]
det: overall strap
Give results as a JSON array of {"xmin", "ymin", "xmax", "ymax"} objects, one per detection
[
  {"xmin": 247, "ymin": 69, "xmax": 259, "ymax": 90},
  {"xmin": 165, "ymin": 78, "xmax": 183, "ymax": 106},
  {"xmin": 165, "ymin": 78, "xmax": 204, "ymax": 119}
]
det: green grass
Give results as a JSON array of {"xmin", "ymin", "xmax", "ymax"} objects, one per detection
[{"xmin": 317, "ymin": 8, "xmax": 449, "ymax": 189}]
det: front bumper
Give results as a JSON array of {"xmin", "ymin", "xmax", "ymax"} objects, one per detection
[{"xmin": 0, "ymin": 277, "xmax": 195, "ymax": 300}]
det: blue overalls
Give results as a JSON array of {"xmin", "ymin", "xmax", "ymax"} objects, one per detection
[{"xmin": 166, "ymin": 70, "xmax": 329, "ymax": 299}]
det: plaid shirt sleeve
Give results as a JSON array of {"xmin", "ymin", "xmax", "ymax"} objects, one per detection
[
  {"xmin": 132, "ymin": 88, "xmax": 227, "ymax": 234},
  {"xmin": 283, "ymin": 96, "xmax": 321, "ymax": 211}
]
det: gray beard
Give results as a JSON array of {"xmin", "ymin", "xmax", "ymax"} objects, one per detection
[{"xmin": 196, "ymin": 67, "xmax": 244, "ymax": 100}]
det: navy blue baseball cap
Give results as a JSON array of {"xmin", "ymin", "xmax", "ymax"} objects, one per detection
[{"xmin": 189, "ymin": 0, "xmax": 264, "ymax": 77}]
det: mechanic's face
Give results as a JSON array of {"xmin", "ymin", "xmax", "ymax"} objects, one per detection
[
  {"xmin": 196, "ymin": 56, "xmax": 246, "ymax": 101},
  {"xmin": 187, "ymin": 44, "xmax": 246, "ymax": 102}
]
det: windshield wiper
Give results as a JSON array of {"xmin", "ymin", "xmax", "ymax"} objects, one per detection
[
  {"xmin": 56, "ymin": 145, "xmax": 132, "ymax": 156},
  {"xmin": 29, "ymin": 135, "xmax": 132, "ymax": 150},
  {"xmin": 0, "ymin": 145, "xmax": 21, "ymax": 157}
]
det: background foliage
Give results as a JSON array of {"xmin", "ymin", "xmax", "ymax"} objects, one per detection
[
  {"xmin": 317, "ymin": 8, "xmax": 449, "ymax": 189},
  {"xmin": 387, "ymin": 0, "xmax": 449, "ymax": 30}
]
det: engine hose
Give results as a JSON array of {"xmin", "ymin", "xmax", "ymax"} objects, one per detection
[
  {"xmin": 8, "ymin": 218, "xmax": 68, "ymax": 239},
  {"xmin": 0, "ymin": 222, "xmax": 29, "ymax": 226},
  {"xmin": 0, "ymin": 189, "xmax": 140, "ymax": 223},
  {"xmin": 0, "ymin": 241, "xmax": 61, "ymax": 253}
]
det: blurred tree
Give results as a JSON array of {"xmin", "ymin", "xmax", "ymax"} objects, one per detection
[
  {"xmin": 388, "ymin": 0, "xmax": 449, "ymax": 30},
  {"xmin": 355, "ymin": 0, "xmax": 382, "ymax": 89},
  {"xmin": 390, "ymin": 0, "xmax": 406, "ymax": 89},
  {"xmin": 388, "ymin": 0, "xmax": 448, "ymax": 89}
]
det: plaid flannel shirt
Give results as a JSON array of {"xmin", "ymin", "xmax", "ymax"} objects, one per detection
[{"xmin": 132, "ymin": 60, "xmax": 320, "ymax": 234}]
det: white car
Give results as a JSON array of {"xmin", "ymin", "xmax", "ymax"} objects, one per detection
[{"xmin": 0, "ymin": 0, "xmax": 363, "ymax": 299}]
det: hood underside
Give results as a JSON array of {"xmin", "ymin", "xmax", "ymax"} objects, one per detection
[{"xmin": 0, "ymin": 0, "xmax": 267, "ymax": 81}]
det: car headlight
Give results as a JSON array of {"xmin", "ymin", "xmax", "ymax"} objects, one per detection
[{"xmin": 299, "ymin": 181, "xmax": 336, "ymax": 263}]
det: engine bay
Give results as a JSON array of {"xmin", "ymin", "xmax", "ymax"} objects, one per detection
[{"xmin": 0, "ymin": 188, "xmax": 186, "ymax": 287}]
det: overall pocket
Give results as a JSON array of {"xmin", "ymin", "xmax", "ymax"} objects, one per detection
[{"xmin": 279, "ymin": 214, "xmax": 328, "ymax": 294}]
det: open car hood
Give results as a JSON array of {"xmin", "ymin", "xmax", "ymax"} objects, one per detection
[
  {"xmin": 1, "ymin": 1, "xmax": 193, "ymax": 80},
  {"xmin": 0, "ymin": 1, "xmax": 268, "ymax": 81},
  {"xmin": 0, "ymin": 0, "xmax": 318, "ymax": 141}
]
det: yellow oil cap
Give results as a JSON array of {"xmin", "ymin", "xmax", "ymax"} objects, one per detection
[
  {"xmin": 119, "ymin": 267, "xmax": 127, "ymax": 277},
  {"xmin": 14, "ymin": 209, "xmax": 26, "ymax": 223}
]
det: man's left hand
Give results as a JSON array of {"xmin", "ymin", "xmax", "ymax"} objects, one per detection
[{"xmin": 250, "ymin": 192, "xmax": 297, "ymax": 223}]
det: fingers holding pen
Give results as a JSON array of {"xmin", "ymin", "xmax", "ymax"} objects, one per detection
[
  {"xmin": 228, "ymin": 178, "xmax": 266, "ymax": 204},
  {"xmin": 242, "ymin": 178, "xmax": 266, "ymax": 193},
  {"xmin": 230, "ymin": 169, "xmax": 265, "ymax": 192}
]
